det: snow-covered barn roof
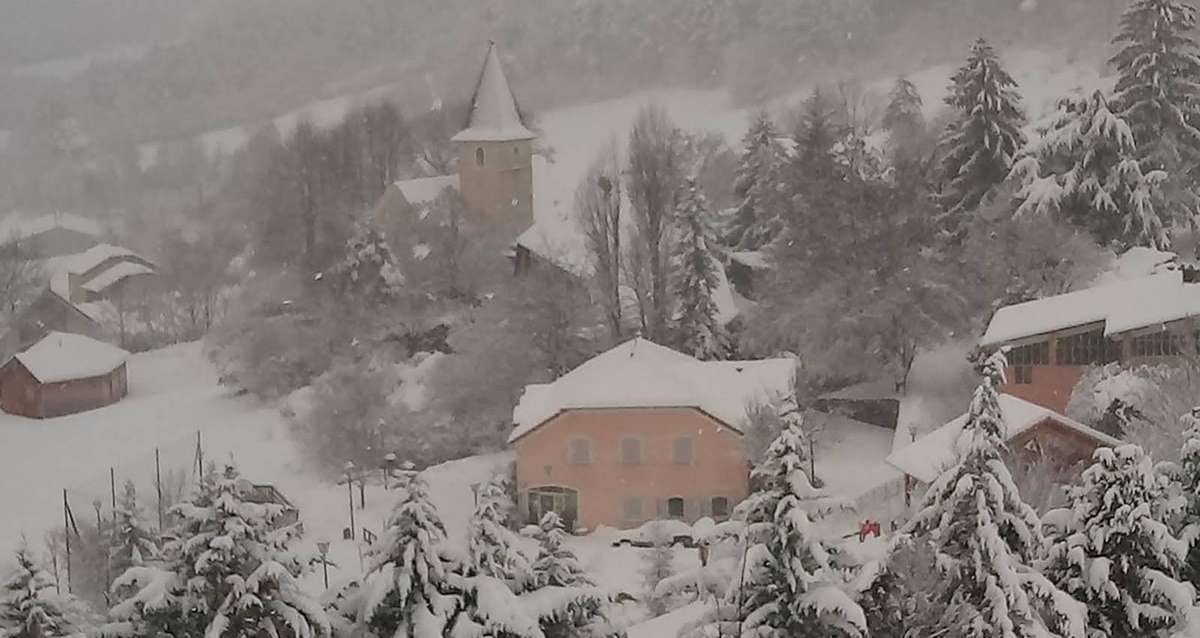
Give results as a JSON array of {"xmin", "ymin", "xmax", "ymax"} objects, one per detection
[
  {"xmin": 46, "ymin": 245, "xmax": 143, "ymax": 299},
  {"xmin": 80, "ymin": 261, "xmax": 155, "ymax": 293},
  {"xmin": 451, "ymin": 43, "xmax": 535, "ymax": 143},
  {"xmin": 885, "ymin": 394, "xmax": 1120, "ymax": 483},
  {"xmin": 10, "ymin": 331, "xmax": 129, "ymax": 384},
  {"xmin": 0, "ymin": 212, "xmax": 103, "ymax": 243},
  {"xmin": 393, "ymin": 174, "xmax": 460, "ymax": 207},
  {"xmin": 509, "ymin": 338, "xmax": 795, "ymax": 443},
  {"xmin": 980, "ymin": 270, "xmax": 1200, "ymax": 347}
]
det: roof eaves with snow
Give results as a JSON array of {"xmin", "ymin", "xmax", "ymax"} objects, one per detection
[
  {"xmin": 80, "ymin": 261, "xmax": 155, "ymax": 293},
  {"xmin": 10, "ymin": 331, "xmax": 129, "ymax": 384},
  {"xmin": 508, "ymin": 338, "xmax": 795, "ymax": 443},
  {"xmin": 885, "ymin": 394, "xmax": 1120, "ymax": 483},
  {"xmin": 393, "ymin": 174, "xmax": 460, "ymax": 207},
  {"xmin": 980, "ymin": 271, "xmax": 1200, "ymax": 347},
  {"xmin": 451, "ymin": 43, "xmax": 535, "ymax": 143}
]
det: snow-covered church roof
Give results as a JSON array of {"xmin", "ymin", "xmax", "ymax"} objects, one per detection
[
  {"xmin": 451, "ymin": 43, "xmax": 535, "ymax": 143},
  {"xmin": 392, "ymin": 174, "xmax": 460, "ymax": 207},
  {"xmin": 9, "ymin": 331, "xmax": 129, "ymax": 384},
  {"xmin": 980, "ymin": 270, "xmax": 1200, "ymax": 347},
  {"xmin": 509, "ymin": 338, "xmax": 796, "ymax": 443},
  {"xmin": 886, "ymin": 394, "xmax": 1120, "ymax": 483}
]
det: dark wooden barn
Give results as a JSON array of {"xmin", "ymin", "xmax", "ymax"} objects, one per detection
[{"xmin": 0, "ymin": 332, "xmax": 130, "ymax": 419}]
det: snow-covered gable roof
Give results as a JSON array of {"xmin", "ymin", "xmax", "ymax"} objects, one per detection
[
  {"xmin": 980, "ymin": 271, "xmax": 1200, "ymax": 346},
  {"xmin": 393, "ymin": 174, "xmax": 459, "ymax": 207},
  {"xmin": 44, "ymin": 244, "xmax": 152, "ymax": 300},
  {"xmin": 509, "ymin": 337, "xmax": 795, "ymax": 443},
  {"xmin": 80, "ymin": 261, "xmax": 155, "ymax": 293},
  {"xmin": 885, "ymin": 394, "xmax": 1120, "ymax": 483},
  {"xmin": 451, "ymin": 43, "xmax": 535, "ymax": 143},
  {"xmin": 10, "ymin": 331, "xmax": 129, "ymax": 383},
  {"xmin": 0, "ymin": 212, "xmax": 102, "ymax": 243}
]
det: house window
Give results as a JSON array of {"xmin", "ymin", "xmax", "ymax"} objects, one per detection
[
  {"xmin": 1131, "ymin": 331, "xmax": 1182, "ymax": 357},
  {"xmin": 711, "ymin": 497, "xmax": 730, "ymax": 519},
  {"xmin": 1055, "ymin": 329, "xmax": 1120, "ymax": 365},
  {"xmin": 672, "ymin": 436, "xmax": 693, "ymax": 464},
  {"xmin": 513, "ymin": 145, "xmax": 520, "ymax": 157},
  {"xmin": 623, "ymin": 497, "xmax": 643, "ymax": 521},
  {"xmin": 568, "ymin": 437, "xmax": 592, "ymax": 465},
  {"xmin": 620, "ymin": 437, "xmax": 642, "ymax": 465},
  {"xmin": 1006, "ymin": 341, "xmax": 1049, "ymax": 366},
  {"xmin": 667, "ymin": 497, "xmax": 685, "ymax": 519},
  {"xmin": 1012, "ymin": 365, "xmax": 1034, "ymax": 385},
  {"xmin": 475, "ymin": 146, "xmax": 485, "ymax": 167}
]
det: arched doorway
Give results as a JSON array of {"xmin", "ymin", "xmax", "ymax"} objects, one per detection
[{"xmin": 527, "ymin": 486, "xmax": 579, "ymax": 531}]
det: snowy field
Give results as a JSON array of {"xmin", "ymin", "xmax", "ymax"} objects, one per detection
[{"xmin": 0, "ymin": 343, "xmax": 507, "ymax": 586}]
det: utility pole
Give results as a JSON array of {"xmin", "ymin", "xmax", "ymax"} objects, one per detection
[
  {"xmin": 155, "ymin": 448, "xmax": 164, "ymax": 530},
  {"xmin": 344, "ymin": 462, "xmax": 356, "ymax": 540},
  {"xmin": 62, "ymin": 490, "xmax": 72, "ymax": 593}
]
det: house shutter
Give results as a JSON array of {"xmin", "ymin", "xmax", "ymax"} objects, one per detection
[
  {"xmin": 700, "ymin": 498, "xmax": 711, "ymax": 517},
  {"xmin": 655, "ymin": 499, "xmax": 666, "ymax": 518}
]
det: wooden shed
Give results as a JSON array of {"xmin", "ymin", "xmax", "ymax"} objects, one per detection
[{"xmin": 0, "ymin": 332, "xmax": 129, "ymax": 418}]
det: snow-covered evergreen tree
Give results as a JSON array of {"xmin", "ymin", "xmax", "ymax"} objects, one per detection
[
  {"xmin": 938, "ymin": 38, "xmax": 1027, "ymax": 229},
  {"xmin": 1110, "ymin": 0, "xmax": 1200, "ymax": 237},
  {"xmin": 327, "ymin": 219, "xmax": 405, "ymax": 306},
  {"xmin": 728, "ymin": 110, "xmax": 785, "ymax": 250},
  {"xmin": 1176, "ymin": 407, "xmax": 1200, "ymax": 592},
  {"xmin": 108, "ymin": 480, "xmax": 159, "ymax": 579},
  {"xmin": 717, "ymin": 416, "xmax": 865, "ymax": 637},
  {"xmin": 358, "ymin": 473, "xmax": 461, "ymax": 638},
  {"xmin": 671, "ymin": 177, "xmax": 728, "ymax": 361},
  {"xmin": 1011, "ymin": 89, "xmax": 1172, "ymax": 248},
  {"xmin": 882, "ymin": 77, "xmax": 926, "ymax": 154},
  {"xmin": 109, "ymin": 465, "xmax": 328, "ymax": 638},
  {"xmin": 528, "ymin": 512, "xmax": 618, "ymax": 638},
  {"xmin": 466, "ymin": 475, "xmax": 531, "ymax": 589},
  {"xmin": 0, "ymin": 542, "xmax": 80, "ymax": 638},
  {"xmin": 1043, "ymin": 443, "xmax": 1195, "ymax": 637},
  {"xmin": 901, "ymin": 350, "xmax": 1086, "ymax": 638}
]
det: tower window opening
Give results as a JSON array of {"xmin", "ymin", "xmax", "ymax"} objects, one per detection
[{"xmin": 475, "ymin": 147, "xmax": 485, "ymax": 167}]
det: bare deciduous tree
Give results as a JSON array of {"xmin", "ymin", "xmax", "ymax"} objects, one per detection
[
  {"xmin": 576, "ymin": 142, "xmax": 623, "ymax": 345},
  {"xmin": 627, "ymin": 105, "xmax": 685, "ymax": 343}
]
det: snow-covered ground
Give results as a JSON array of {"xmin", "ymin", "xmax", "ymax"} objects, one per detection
[{"xmin": 0, "ymin": 342, "xmax": 508, "ymax": 590}]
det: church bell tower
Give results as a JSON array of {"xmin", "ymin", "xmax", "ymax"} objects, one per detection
[{"xmin": 452, "ymin": 43, "xmax": 536, "ymax": 232}]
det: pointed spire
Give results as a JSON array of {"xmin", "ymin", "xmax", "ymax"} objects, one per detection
[{"xmin": 452, "ymin": 42, "xmax": 535, "ymax": 143}]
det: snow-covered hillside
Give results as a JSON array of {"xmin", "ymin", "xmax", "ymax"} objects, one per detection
[{"xmin": 0, "ymin": 342, "xmax": 509, "ymax": 586}]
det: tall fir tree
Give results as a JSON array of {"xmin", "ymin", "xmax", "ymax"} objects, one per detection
[
  {"xmin": 938, "ymin": 38, "xmax": 1027, "ymax": 233},
  {"xmin": 882, "ymin": 77, "xmax": 927, "ymax": 156},
  {"xmin": 671, "ymin": 177, "xmax": 728, "ymax": 361},
  {"xmin": 713, "ymin": 415, "xmax": 865, "ymax": 637},
  {"xmin": 1043, "ymin": 443, "xmax": 1195, "ymax": 637},
  {"xmin": 466, "ymin": 475, "xmax": 531, "ymax": 590},
  {"xmin": 1011, "ymin": 89, "xmax": 1171, "ymax": 248},
  {"xmin": 1110, "ymin": 0, "xmax": 1200, "ymax": 240},
  {"xmin": 0, "ymin": 543, "xmax": 80, "ymax": 638},
  {"xmin": 108, "ymin": 465, "xmax": 328, "ymax": 638},
  {"xmin": 728, "ymin": 110, "xmax": 785, "ymax": 250},
  {"xmin": 107, "ymin": 480, "xmax": 159, "ymax": 579},
  {"xmin": 528, "ymin": 512, "xmax": 619, "ymax": 638},
  {"xmin": 900, "ymin": 351, "xmax": 1086, "ymax": 638},
  {"xmin": 358, "ymin": 474, "xmax": 461, "ymax": 637}
]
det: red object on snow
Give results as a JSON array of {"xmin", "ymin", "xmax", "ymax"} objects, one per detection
[{"xmin": 858, "ymin": 519, "xmax": 881, "ymax": 542}]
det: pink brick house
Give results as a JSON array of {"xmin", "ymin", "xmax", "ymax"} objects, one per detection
[{"xmin": 509, "ymin": 338, "xmax": 795, "ymax": 531}]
